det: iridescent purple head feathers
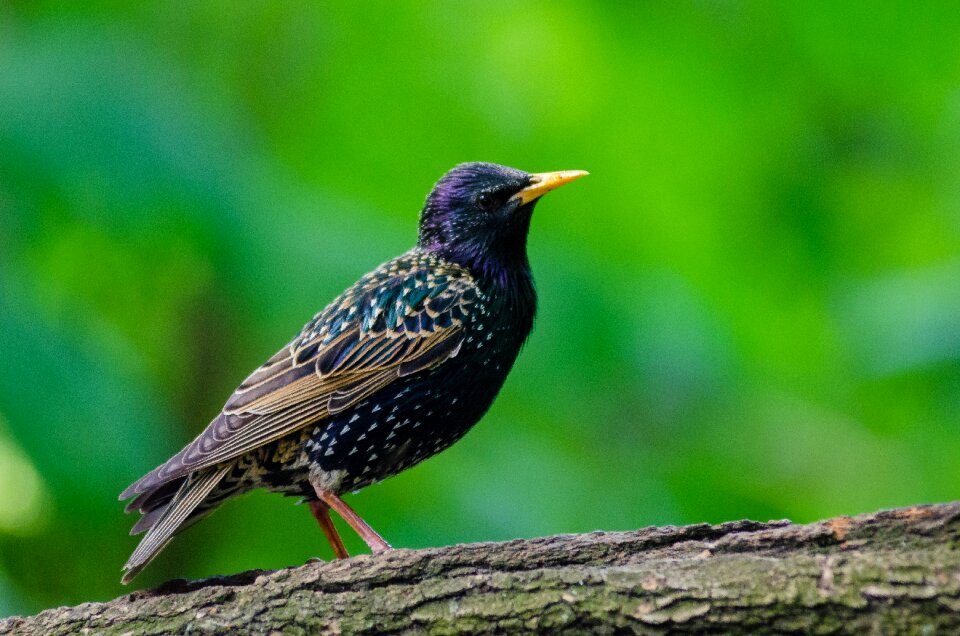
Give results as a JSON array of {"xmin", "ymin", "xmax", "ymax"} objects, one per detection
[{"xmin": 418, "ymin": 162, "xmax": 536, "ymax": 282}]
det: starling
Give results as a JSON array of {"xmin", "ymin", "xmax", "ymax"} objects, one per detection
[{"xmin": 119, "ymin": 162, "xmax": 587, "ymax": 583}]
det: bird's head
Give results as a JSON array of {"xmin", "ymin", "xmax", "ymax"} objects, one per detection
[{"xmin": 418, "ymin": 162, "xmax": 587, "ymax": 282}]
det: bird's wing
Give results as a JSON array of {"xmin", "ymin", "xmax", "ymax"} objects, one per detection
[{"xmin": 120, "ymin": 260, "xmax": 477, "ymax": 500}]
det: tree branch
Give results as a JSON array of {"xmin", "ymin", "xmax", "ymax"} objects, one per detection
[{"xmin": 4, "ymin": 503, "xmax": 960, "ymax": 634}]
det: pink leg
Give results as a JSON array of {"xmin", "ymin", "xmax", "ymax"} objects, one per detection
[
  {"xmin": 314, "ymin": 487, "xmax": 391, "ymax": 554},
  {"xmin": 308, "ymin": 500, "xmax": 350, "ymax": 559}
]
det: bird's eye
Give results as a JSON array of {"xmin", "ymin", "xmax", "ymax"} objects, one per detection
[{"xmin": 476, "ymin": 192, "xmax": 494, "ymax": 211}]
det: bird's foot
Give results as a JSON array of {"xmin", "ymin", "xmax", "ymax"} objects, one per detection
[{"xmin": 368, "ymin": 536, "xmax": 392, "ymax": 554}]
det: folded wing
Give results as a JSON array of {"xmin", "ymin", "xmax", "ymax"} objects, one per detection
[{"xmin": 120, "ymin": 261, "xmax": 476, "ymax": 502}]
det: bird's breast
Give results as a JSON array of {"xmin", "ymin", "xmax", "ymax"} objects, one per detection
[{"xmin": 302, "ymin": 316, "xmax": 525, "ymax": 492}]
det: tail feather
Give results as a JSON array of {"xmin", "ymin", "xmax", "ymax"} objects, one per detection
[
  {"xmin": 129, "ymin": 505, "xmax": 168, "ymax": 536},
  {"xmin": 124, "ymin": 477, "xmax": 184, "ymax": 514},
  {"xmin": 122, "ymin": 465, "xmax": 230, "ymax": 584}
]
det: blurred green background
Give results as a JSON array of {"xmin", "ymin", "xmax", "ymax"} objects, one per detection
[{"xmin": 2, "ymin": 0, "xmax": 960, "ymax": 617}]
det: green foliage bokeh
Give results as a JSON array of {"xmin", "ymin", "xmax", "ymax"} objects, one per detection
[{"xmin": 2, "ymin": 1, "xmax": 960, "ymax": 616}]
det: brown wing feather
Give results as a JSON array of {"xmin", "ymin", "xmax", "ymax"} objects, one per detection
[{"xmin": 120, "ymin": 253, "xmax": 475, "ymax": 501}]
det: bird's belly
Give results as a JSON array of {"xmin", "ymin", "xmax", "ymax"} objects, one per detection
[
  {"xmin": 306, "ymin": 342, "xmax": 517, "ymax": 493},
  {"xmin": 228, "ymin": 428, "xmax": 315, "ymax": 498}
]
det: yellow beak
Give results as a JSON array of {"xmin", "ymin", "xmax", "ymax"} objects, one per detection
[{"xmin": 510, "ymin": 170, "xmax": 589, "ymax": 205}]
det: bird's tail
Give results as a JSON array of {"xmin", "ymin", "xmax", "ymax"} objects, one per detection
[{"xmin": 122, "ymin": 464, "xmax": 231, "ymax": 584}]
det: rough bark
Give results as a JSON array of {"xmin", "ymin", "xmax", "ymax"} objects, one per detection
[{"xmin": 3, "ymin": 502, "xmax": 960, "ymax": 634}]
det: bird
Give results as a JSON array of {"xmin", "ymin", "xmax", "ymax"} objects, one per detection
[{"xmin": 118, "ymin": 162, "xmax": 587, "ymax": 583}]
